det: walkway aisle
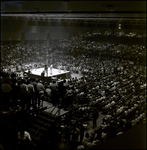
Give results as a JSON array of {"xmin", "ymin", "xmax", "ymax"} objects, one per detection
[
  {"xmin": 84, "ymin": 112, "xmax": 106, "ymax": 136},
  {"xmin": 43, "ymin": 101, "xmax": 68, "ymax": 116},
  {"xmin": 42, "ymin": 100, "xmax": 106, "ymax": 141},
  {"xmin": 69, "ymin": 73, "xmax": 107, "ymax": 137}
]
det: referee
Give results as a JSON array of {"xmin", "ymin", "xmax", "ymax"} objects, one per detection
[{"xmin": 44, "ymin": 64, "xmax": 48, "ymax": 77}]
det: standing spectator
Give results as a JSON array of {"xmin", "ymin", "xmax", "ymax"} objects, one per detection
[
  {"xmin": 49, "ymin": 80, "xmax": 59, "ymax": 106},
  {"xmin": 26, "ymin": 79, "xmax": 35, "ymax": 113},
  {"xmin": 45, "ymin": 84, "xmax": 52, "ymax": 102},
  {"xmin": 58, "ymin": 81, "xmax": 66, "ymax": 108},
  {"xmin": 41, "ymin": 71, "xmax": 45, "ymax": 82},
  {"xmin": 50, "ymin": 64, "xmax": 53, "ymax": 75},
  {"xmin": 10, "ymin": 77, "xmax": 18, "ymax": 110},
  {"xmin": 31, "ymin": 78, "xmax": 38, "ymax": 114},
  {"xmin": 79, "ymin": 123, "xmax": 85, "ymax": 143},
  {"xmin": 44, "ymin": 82, "xmax": 48, "ymax": 89},
  {"xmin": 1, "ymin": 79, "xmax": 12, "ymax": 110},
  {"xmin": 19, "ymin": 79, "xmax": 28, "ymax": 110},
  {"xmin": 92, "ymin": 109, "xmax": 99, "ymax": 129},
  {"xmin": 65, "ymin": 87, "xmax": 74, "ymax": 110},
  {"xmin": 44, "ymin": 64, "xmax": 48, "ymax": 77},
  {"xmin": 36, "ymin": 80, "xmax": 46, "ymax": 109}
]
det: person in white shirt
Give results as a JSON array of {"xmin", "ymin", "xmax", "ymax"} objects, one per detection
[
  {"xmin": 50, "ymin": 64, "xmax": 53, "ymax": 75},
  {"xmin": 58, "ymin": 65, "xmax": 61, "ymax": 73},
  {"xmin": 44, "ymin": 64, "xmax": 48, "ymax": 77},
  {"xmin": 18, "ymin": 129, "xmax": 32, "ymax": 150}
]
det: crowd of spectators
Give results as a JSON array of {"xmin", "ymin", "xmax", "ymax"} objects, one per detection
[{"xmin": 1, "ymin": 30, "xmax": 146, "ymax": 149}]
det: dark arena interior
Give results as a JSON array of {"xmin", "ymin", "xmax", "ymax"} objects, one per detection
[{"xmin": 0, "ymin": 1, "xmax": 146, "ymax": 150}]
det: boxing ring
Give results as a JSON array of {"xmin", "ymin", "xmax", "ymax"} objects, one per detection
[{"xmin": 25, "ymin": 67, "xmax": 70, "ymax": 82}]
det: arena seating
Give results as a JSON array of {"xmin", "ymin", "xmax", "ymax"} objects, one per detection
[{"xmin": 1, "ymin": 30, "xmax": 146, "ymax": 149}]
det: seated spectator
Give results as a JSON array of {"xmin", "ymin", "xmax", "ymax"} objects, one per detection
[
  {"xmin": 82, "ymin": 133, "xmax": 90, "ymax": 146},
  {"xmin": 70, "ymin": 126, "xmax": 80, "ymax": 150},
  {"xmin": 77, "ymin": 144, "xmax": 85, "ymax": 149},
  {"xmin": 89, "ymin": 132, "xmax": 95, "ymax": 142},
  {"xmin": 87, "ymin": 141, "xmax": 97, "ymax": 149},
  {"xmin": 63, "ymin": 79, "xmax": 69, "ymax": 89}
]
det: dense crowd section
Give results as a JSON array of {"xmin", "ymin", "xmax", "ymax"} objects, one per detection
[
  {"xmin": 1, "ymin": 30, "xmax": 146, "ymax": 72},
  {"xmin": 1, "ymin": 30, "xmax": 146, "ymax": 150}
]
